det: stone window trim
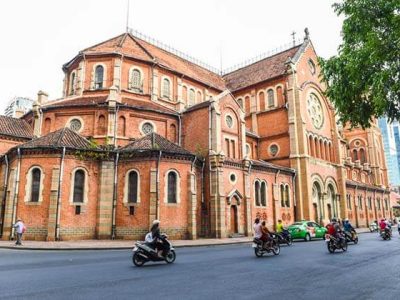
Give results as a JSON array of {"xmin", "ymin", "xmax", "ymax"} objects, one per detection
[
  {"xmin": 123, "ymin": 169, "xmax": 141, "ymax": 205},
  {"xmin": 128, "ymin": 66, "xmax": 144, "ymax": 93},
  {"xmin": 188, "ymin": 88, "xmax": 196, "ymax": 106},
  {"xmin": 306, "ymin": 91, "xmax": 324, "ymax": 130},
  {"xmin": 236, "ymin": 97, "xmax": 244, "ymax": 110},
  {"xmin": 280, "ymin": 183, "xmax": 291, "ymax": 208},
  {"xmin": 164, "ymin": 169, "xmax": 181, "ymax": 204},
  {"xmin": 225, "ymin": 113, "xmax": 234, "ymax": 129},
  {"xmin": 308, "ymin": 59, "xmax": 316, "ymax": 75},
  {"xmin": 66, "ymin": 116, "xmax": 84, "ymax": 133},
  {"xmin": 90, "ymin": 63, "xmax": 107, "ymax": 90},
  {"xmin": 229, "ymin": 172, "xmax": 237, "ymax": 184},
  {"xmin": 139, "ymin": 120, "xmax": 157, "ymax": 136},
  {"xmin": 254, "ymin": 179, "xmax": 267, "ymax": 207},
  {"xmin": 161, "ymin": 76, "xmax": 172, "ymax": 100},
  {"xmin": 245, "ymin": 143, "xmax": 252, "ymax": 158},
  {"xmin": 69, "ymin": 167, "xmax": 89, "ymax": 205},
  {"xmin": 267, "ymin": 88, "xmax": 275, "ymax": 108},
  {"xmin": 24, "ymin": 166, "xmax": 45, "ymax": 203},
  {"xmin": 69, "ymin": 70, "xmax": 77, "ymax": 96},
  {"xmin": 269, "ymin": 143, "xmax": 280, "ymax": 157}
]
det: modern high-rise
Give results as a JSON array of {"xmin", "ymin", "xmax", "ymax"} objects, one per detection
[
  {"xmin": 378, "ymin": 118, "xmax": 400, "ymax": 186},
  {"xmin": 4, "ymin": 96, "xmax": 33, "ymax": 117}
]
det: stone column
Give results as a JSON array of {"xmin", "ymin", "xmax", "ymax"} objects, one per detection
[
  {"xmin": 46, "ymin": 167, "xmax": 60, "ymax": 241},
  {"xmin": 106, "ymin": 86, "xmax": 120, "ymax": 145},
  {"xmin": 187, "ymin": 171, "xmax": 197, "ymax": 239},
  {"xmin": 208, "ymin": 153, "xmax": 226, "ymax": 238},
  {"xmin": 96, "ymin": 161, "xmax": 114, "ymax": 239},
  {"xmin": 176, "ymin": 78, "xmax": 185, "ymax": 112},
  {"xmin": 2, "ymin": 169, "xmax": 15, "ymax": 240},
  {"xmin": 243, "ymin": 159, "xmax": 252, "ymax": 236},
  {"xmin": 151, "ymin": 68, "xmax": 159, "ymax": 101},
  {"xmin": 149, "ymin": 168, "xmax": 157, "ymax": 224},
  {"xmin": 113, "ymin": 57, "xmax": 122, "ymax": 90},
  {"xmin": 76, "ymin": 60, "xmax": 85, "ymax": 96}
]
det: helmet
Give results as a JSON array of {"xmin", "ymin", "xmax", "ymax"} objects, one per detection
[
  {"xmin": 331, "ymin": 218, "xmax": 337, "ymax": 223},
  {"xmin": 152, "ymin": 220, "xmax": 160, "ymax": 225},
  {"xmin": 344, "ymin": 218, "xmax": 349, "ymax": 222}
]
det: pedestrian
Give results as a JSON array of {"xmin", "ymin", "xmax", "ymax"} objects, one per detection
[{"xmin": 13, "ymin": 218, "xmax": 25, "ymax": 246}]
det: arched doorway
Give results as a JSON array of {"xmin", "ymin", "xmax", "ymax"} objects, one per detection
[
  {"xmin": 312, "ymin": 182, "xmax": 323, "ymax": 224},
  {"xmin": 327, "ymin": 184, "xmax": 337, "ymax": 219},
  {"xmin": 230, "ymin": 205, "xmax": 238, "ymax": 234}
]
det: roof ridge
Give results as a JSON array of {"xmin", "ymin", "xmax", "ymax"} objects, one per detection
[{"xmin": 127, "ymin": 32, "xmax": 155, "ymax": 61}]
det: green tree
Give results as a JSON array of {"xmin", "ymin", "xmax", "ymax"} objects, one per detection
[{"xmin": 319, "ymin": 0, "xmax": 400, "ymax": 128}]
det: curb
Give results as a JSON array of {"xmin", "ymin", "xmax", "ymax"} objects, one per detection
[{"xmin": 0, "ymin": 240, "xmax": 252, "ymax": 251}]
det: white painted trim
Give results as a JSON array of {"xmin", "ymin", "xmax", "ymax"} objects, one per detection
[
  {"xmin": 128, "ymin": 66, "xmax": 144, "ymax": 92},
  {"xmin": 139, "ymin": 120, "xmax": 157, "ymax": 136},
  {"xmin": 229, "ymin": 172, "xmax": 237, "ymax": 184},
  {"xmin": 91, "ymin": 63, "xmax": 107, "ymax": 90},
  {"xmin": 123, "ymin": 169, "xmax": 141, "ymax": 204},
  {"xmin": 24, "ymin": 166, "xmax": 45, "ymax": 203},
  {"xmin": 69, "ymin": 167, "xmax": 89, "ymax": 204},
  {"xmin": 69, "ymin": 70, "xmax": 77, "ymax": 96},
  {"xmin": 188, "ymin": 88, "xmax": 196, "ymax": 106},
  {"xmin": 164, "ymin": 169, "xmax": 181, "ymax": 204},
  {"xmin": 269, "ymin": 143, "xmax": 280, "ymax": 157},
  {"xmin": 66, "ymin": 116, "xmax": 84, "ymax": 133},
  {"xmin": 161, "ymin": 75, "xmax": 173, "ymax": 100}
]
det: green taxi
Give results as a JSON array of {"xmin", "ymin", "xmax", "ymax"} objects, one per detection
[{"xmin": 288, "ymin": 221, "xmax": 327, "ymax": 241}]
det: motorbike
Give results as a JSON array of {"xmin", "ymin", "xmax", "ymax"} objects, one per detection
[
  {"xmin": 252, "ymin": 234, "xmax": 280, "ymax": 257},
  {"xmin": 344, "ymin": 230, "xmax": 359, "ymax": 244},
  {"xmin": 369, "ymin": 222, "xmax": 378, "ymax": 232},
  {"xmin": 275, "ymin": 229, "xmax": 293, "ymax": 246},
  {"xmin": 325, "ymin": 233, "xmax": 347, "ymax": 253},
  {"xmin": 380, "ymin": 228, "xmax": 392, "ymax": 240},
  {"xmin": 132, "ymin": 234, "xmax": 176, "ymax": 267}
]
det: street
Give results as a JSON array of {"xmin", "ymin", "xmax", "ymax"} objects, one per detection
[{"xmin": 0, "ymin": 233, "xmax": 399, "ymax": 300}]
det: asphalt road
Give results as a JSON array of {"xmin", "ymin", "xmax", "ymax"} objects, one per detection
[{"xmin": 0, "ymin": 233, "xmax": 399, "ymax": 300}]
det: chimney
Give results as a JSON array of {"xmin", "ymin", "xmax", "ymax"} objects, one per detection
[{"xmin": 37, "ymin": 90, "xmax": 48, "ymax": 104}]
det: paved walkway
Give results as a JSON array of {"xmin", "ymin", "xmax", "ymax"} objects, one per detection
[{"xmin": 0, "ymin": 227, "xmax": 374, "ymax": 250}]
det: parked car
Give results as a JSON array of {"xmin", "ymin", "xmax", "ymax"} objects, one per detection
[{"xmin": 288, "ymin": 221, "xmax": 327, "ymax": 241}]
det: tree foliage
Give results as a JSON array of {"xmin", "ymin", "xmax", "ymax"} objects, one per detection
[{"xmin": 319, "ymin": 0, "xmax": 400, "ymax": 128}]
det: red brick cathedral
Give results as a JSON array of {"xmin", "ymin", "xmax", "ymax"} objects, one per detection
[{"xmin": 0, "ymin": 30, "xmax": 392, "ymax": 241}]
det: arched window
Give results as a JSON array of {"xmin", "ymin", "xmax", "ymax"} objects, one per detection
[
  {"xmin": 128, "ymin": 171, "xmax": 138, "ymax": 203},
  {"xmin": 94, "ymin": 65, "xmax": 104, "ymax": 89},
  {"xmin": 245, "ymin": 96, "xmax": 251, "ymax": 114},
  {"xmin": 258, "ymin": 92, "xmax": 266, "ymax": 111},
  {"xmin": 285, "ymin": 186, "xmax": 290, "ymax": 207},
  {"xmin": 359, "ymin": 148, "xmax": 366, "ymax": 163},
  {"xmin": 280, "ymin": 184, "xmax": 285, "ymax": 207},
  {"xmin": 30, "ymin": 168, "xmax": 41, "ymax": 202},
  {"xmin": 267, "ymin": 89, "xmax": 274, "ymax": 107},
  {"xmin": 73, "ymin": 170, "xmax": 85, "ymax": 203},
  {"xmin": 162, "ymin": 78, "xmax": 171, "ymax": 99},
  {"xmin": 237, "ymin": 98, "xmax": 243, "ymax": 109},
  {"xmin": 254, "ymin": 181, "xmax": 261, "ymax": 206},
  {"xmin": 43, "ymin": 118, "xmax": 51, "ymax": 135},
  {"xmin": 197, "ymin": 91, "xmax": 202, "ymax": 103},
  {"xmin": 189, "ymin": 89, "xmax": 195, "ymax": 106},
  {"xmin": 182, "ymin": 86, "xmax": 188, "ymax": 102},
  {"xmin": 98, "ymin": 115, "xmax": 106, "ymax": 135},
  {"xmin": 69, "ymin": 72, "xmax": 76, "ymax": 95},
  {"xmin": 118, "ymin": 116, "xmax": 126, "ymax": 136},
  {"xmin": 276, "ymin": 86, "xmax": 283, "ymax": 105},
  {"xmin": 167, "ymin": 172, "xmax": 177, "ymax": 203},
  {"xmin": 260, "ymin": 182, "xmax": 267, "ymax": 206},
  {"xmin": 130, "ymin": 69, "xmax": 142, "ymax": 91},
  {"xmin": 352, "ymin": 149, "xmax": 358, "ymax": 161},
  {"xmin": 169, "ymin": 124, "xmax": 177, "ymax": 143},
  {"xmin": 315, "ymin": 137, "xmax": 320, "ymax": 158},
  {"xmin": 309, "ymin": 136, "xmax": 314, "ymax": 157}
]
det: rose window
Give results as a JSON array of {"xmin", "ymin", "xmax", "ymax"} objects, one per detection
[{"xmin": 307, "ymin": 93, "xmax": 324, "ymax": 129}]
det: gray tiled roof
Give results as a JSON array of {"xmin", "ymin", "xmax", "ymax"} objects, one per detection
[
  {"xmin": 120, "ymin": 132, "xmax": 193, "ymax": 155},
  {"xmin": 19, "ymin": 127, "xmax": 98, "ymax": 150},
  {"xmin": 0, "ymin": 115, "xmax": 33, "ymax": 139}
]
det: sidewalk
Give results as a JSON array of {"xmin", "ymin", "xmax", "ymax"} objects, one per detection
[{"xmin": 0, "ymin": 227, "xmax": 375, "ymax": 251}]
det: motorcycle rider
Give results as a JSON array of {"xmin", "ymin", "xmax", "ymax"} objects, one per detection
[
  {"xmin": 343, "ymin": 219, "xmax": 356, "ymax": 240},
  {"xmin": 253, "ymin": 218, "xmax": 262, "ymax": 240},
  {"xmin": 149, "ymin": 220, "xmax": 166, "ymax": 257},
  {"xmin": 379, "ymin": 218, "xmax": 391, "ymax": 237},
  {"xmin": 327, "ymin": 218, "xmax": 344, "ymax": 245},
  {"xmin": 276, "ymin": 219, "xmax": 284, "ymax": 234},
  {"xmin": 261, "ymin": 221, "xmax": 273, "ymax": 249}
]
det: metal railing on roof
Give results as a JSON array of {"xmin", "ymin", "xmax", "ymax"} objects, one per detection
[
  {"xmin": 222, "ymin": 38, "xmax": 303, "ymax": 75},
  {"xmin": 129, "ymin": 28, "xmax": 221, "ymax": 74},
  {"xmin": 129, "ymin": 28, "xmax": 303, "ymax": 76}
]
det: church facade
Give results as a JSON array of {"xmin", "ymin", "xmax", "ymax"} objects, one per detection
[{"xmin": 0, "ymin": 30, "xmax": 392, "ymax": 241}]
